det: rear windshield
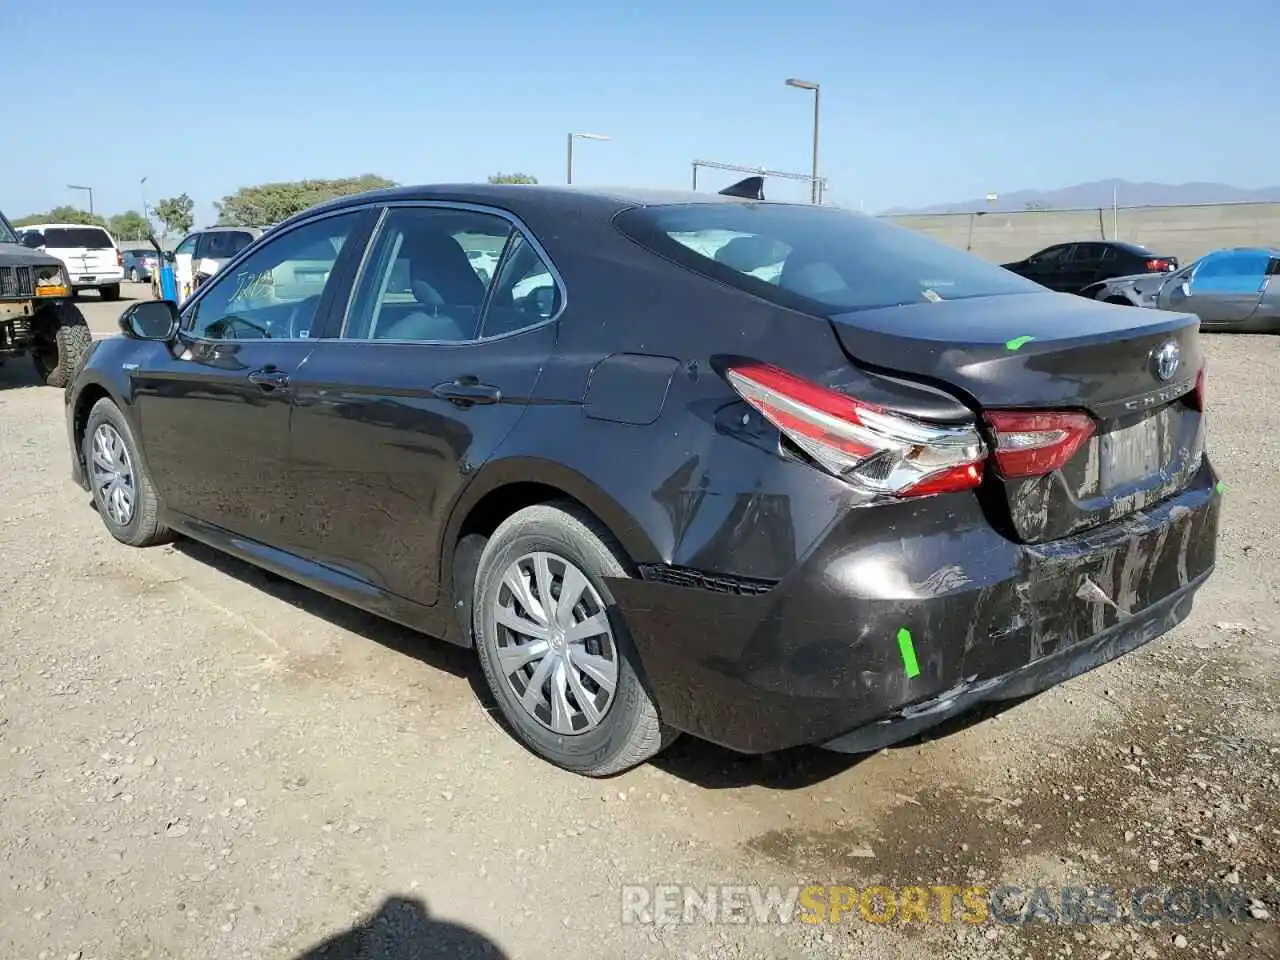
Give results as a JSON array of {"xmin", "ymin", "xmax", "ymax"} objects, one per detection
[
  {"xmin": 43, "ymin": 227, "xmax": 114, "ymax": 249},
  {"xmin": 614, "ymin": 203, "xmax": 1041, "ymax": 314}
]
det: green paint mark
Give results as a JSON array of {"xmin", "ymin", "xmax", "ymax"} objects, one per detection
[
  {"xmin": 1216, "ymin": 480, "xmax": 1225, "ymax": 495},
  {"xmin": 897, "ymin": 628, "xmax": 921, "ymax": 679},
  {"xmin": 1005, "ymin": 335, "xmax": 1036, "ymax": 352}
]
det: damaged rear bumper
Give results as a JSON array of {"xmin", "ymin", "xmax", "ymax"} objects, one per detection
[{"xmin": 608, "ymin": 459, "xmax": 1221, "ymax": 755}]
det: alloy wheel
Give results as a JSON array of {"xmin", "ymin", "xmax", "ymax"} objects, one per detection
[
  {"xmin": 493, "ymin": 551, "xmax": 619, "ymax": 735},
  {"xmin": 91, "ymin": 423, "xmax": 135, "ymax": 527}
]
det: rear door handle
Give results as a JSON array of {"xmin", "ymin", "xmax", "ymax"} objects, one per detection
[
  {"xmin": 433, "ymin": 377, "xmax": 501, "ymax": 406},
  {"xmin": 248, "ymin": 367, "xmax": 291, "ymax": 392}
]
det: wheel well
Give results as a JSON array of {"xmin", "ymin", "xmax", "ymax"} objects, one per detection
[
  {"xmin": 446, "ymin": 481, "xmax": 632, "ymax": 645},
  {"xmin": 71, "ymin": 384, "xmax": 112, "ymax": 466}
]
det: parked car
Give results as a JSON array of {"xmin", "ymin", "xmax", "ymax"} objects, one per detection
[
  {"xmin": 1154, "ymin": 247, "xmax": 1280, "ymax": 332},
  {"xmin": 18, "ymin": 223, "xmax": 124, "ymax": 300},
  {"xmin": 65, "ymin": 184, "xmax": 1220, "ymax": 777},
  {"xmin": 1080, "ymin": 271, "xmax": 1172, "ymax": 308},
  {"xmin": 170, "ymin": 225, "xmax": 265, "ymax": 301},
  {"xmin": 1002, "ymin": 241, "xmax": 1178, "ymax": 295},
  {"xmin": 121, "ymin": 247, "xmax": 161, "ymax": 283}
]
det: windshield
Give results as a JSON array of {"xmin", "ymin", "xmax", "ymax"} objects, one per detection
[
  {"xmin": 0, "ymin": 211, "xmax": 16, "ymax": 244},
  {"xmin": 615, "ymin": 202, "xmax": 1043, "ymax": 315}
]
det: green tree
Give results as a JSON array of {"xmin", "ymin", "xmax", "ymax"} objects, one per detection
[
  {"xmin": 154, "ymin": 194, "xmax": 195, "ymax": 237},
  {"xmin": 108, "ymin": 210, "xmax": 151, "ymax": 241},
  {"xmin": 214, "ymin": 174, "xmax": 396, "ymax": 227},
  {"xmin": 12, "ymin": 206, "xmax": 105, "ymax": 227},
  {"xmin": 487, "ymin": 172, "xmax": 538, "ymax": 185}
]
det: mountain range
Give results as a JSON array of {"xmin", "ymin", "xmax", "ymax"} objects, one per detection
[{"xmin": 881, "ymin": 179, "xmax": 1280, "ymax": 215}]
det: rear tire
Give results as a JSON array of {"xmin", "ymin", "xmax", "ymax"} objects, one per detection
[
  {"xmin": 100, "ymin": 284, "xmax": 121, "ymax": 302},
  {"xmin": 30, "ymin": 302, "xmax": 92, "ymax": 387},
  {"xmin": 81, "ymin": 398, "xmax": 171, "ymax": 548},
  {"xmin": 472, "ymin": 501, "xmax": 676, "ymax": 776}
]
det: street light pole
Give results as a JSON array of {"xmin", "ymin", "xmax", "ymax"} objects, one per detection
[
  {"xmin": 67, "ymin": 183, "xmax": 94, "ymax": 215},
  {"xmin": 566, "ymin": 132, "xmax": 611, "ymax": 185},
  {"xmin": 785, "ymin": 78, "xmax": 821, "ymax": 204}
]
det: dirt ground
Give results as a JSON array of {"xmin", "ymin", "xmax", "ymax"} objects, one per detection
[{"xmin": 1, "ymin": 294, "xmax": 1276, "ymax": 959}]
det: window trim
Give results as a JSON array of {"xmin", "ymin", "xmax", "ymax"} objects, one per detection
[
  {"xmin": 334, "ymin": 200, "xmax": 567, "ymax": 346},
  {"xmin": 177, "ymin": 207, "xmax": 370, "ymax": 345}
]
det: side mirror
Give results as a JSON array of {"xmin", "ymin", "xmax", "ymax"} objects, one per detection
[{"xmin": 119, "ymin": 299, "xmax": 180, "ymax": 341}]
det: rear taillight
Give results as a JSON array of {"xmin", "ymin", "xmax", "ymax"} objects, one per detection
[
  {"xmin": 724, "ymin": 361, "xmax": 987, "ymax": 498},
  {"xmin": 116, "ymin": 249, "xmax": 124, "ymax": 267},
  {"xmin": 1145, "ymin": 258, "xmax": 1174, "ymax": 272},
  {"xmin": 986, "ymin": 411, "xmax": 1095, "ymax": 478}
]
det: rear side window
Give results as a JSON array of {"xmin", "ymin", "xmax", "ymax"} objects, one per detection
[
  {"xmin": 615, "ymin": 203, "xmax": 1042, "ymax": 315},
  {"xmin": 43, "ymin": 227, "xmax": 114, "ymax": 249}
]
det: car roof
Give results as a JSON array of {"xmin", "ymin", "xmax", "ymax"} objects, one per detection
[
  {"xmin": 286, "ymin": 183, "xmax": 765, "ymax": 228},
  {"xmin": 22, "ymin": 222, "xmax": 115, "ymax": 230}
]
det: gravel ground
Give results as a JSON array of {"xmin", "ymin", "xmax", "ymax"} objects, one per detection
[{"xmin": 0, "ymin": 320, "xmax": 1276, "ymax": 960}]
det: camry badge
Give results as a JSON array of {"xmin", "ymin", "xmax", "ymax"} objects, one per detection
[{"xmin": 1152, "ymin": 341, "xmax": 1181, "ymax": 382}]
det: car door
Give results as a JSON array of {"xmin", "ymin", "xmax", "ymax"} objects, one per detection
[
  {"xmin": 1166, "ymin": 250, "xmax": 1269, "ymax": 324},
  {"xmin": 172, "ymin": 232, "xmax": 200, "ymax": 302},
  {"xmin": 285, "ymin": 203, "xmax": 561, "ymax": 606},
  {"xmin": 1065, "ymin": 242, "xmax": 1105, "ymax": 292},
  {"xmin": 1017, "ymin": 244, "xmax": 1074, "ymax": 290},
  {"xmin": 127, "ymin": 208, "xmax": 374, "ymax": 546}
]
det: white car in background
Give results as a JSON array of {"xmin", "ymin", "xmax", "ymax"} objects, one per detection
[{"xmin": 18, "ymin": 223, "xmax": 124, "ymax": 300}]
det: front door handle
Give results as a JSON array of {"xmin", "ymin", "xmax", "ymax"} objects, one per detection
[
  {"xmin": 433, "ymin": 377, "xmax": 501, "ymax": 406},
  {"xmin": 248, "ymin": 366, "xmax": 291, "ymax": 392}
]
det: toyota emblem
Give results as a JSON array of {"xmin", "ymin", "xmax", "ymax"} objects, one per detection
[{"xmin": 1152, "ymin": 341, "xmax": 1181, "ymax": 382}]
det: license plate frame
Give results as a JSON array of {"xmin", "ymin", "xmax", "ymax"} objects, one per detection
[{"xmin": 1101, "ymin": 415, "xmax": 1163, "ymax": 489}]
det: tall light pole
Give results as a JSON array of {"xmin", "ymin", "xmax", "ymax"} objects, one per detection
[
  {"xmin": 140, "ymin": 176, "xmax": 149, "ymax": 220},
  {"xmin": 566, "ymin": 132, "xmax": 610, "ymax": 185},
  {"xmin": 67, "ymin": 183, "xmax": 94, "ymax": 215},
  {"xmin": 785, "ymin": 78, "xmax": 820, "ymax": 204}
]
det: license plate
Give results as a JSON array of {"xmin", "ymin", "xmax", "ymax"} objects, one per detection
[
  {"xmin": 1101, "ymin": 416, "xmax": 1162, "ymax": 489},
  {"xmin": 77, "ymin": 276, "xmax": 96, "ymax": 283}
]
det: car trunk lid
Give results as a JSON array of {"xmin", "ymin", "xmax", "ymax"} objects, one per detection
[{"xmin": 828, "ymin": 292, "xmax": 1206, "ymax": 543}]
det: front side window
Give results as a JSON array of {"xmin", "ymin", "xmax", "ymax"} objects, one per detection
[
  {"xmin": 174, "ymin": 234, "xmax": 199, "ymax": 258},
  {"xmin": 200, "ymin": 230, "xmax": 256, "ymax": 260},
  {"xmin": 1189, "ymin": 251, "xmax": 1269, "ymax": 294},
  {"xmin": 184, "ymin": 212, "xmax": 358, "ymax": 341},
  {"xmin": 616, "ymin": 203, "xmax": 1043, "ymax": 315},
  {"xmin": 1028, "ymin": 245, "xmax": 1071, "ymax": 266},
  {"xmin": 344, "ymin": 207, "xmax": 512, "ymax": 343}
]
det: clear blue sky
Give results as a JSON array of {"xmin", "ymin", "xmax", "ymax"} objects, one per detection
[{"xmin": 2, "ymin": 0, "xmax": 1275, "ymax": 225}]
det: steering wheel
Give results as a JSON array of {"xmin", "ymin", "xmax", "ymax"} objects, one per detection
[{"xmin": 284, "ymin": 295, "xmax": 323, "ymax": 338}]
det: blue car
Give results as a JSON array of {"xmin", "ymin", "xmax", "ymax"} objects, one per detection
[{"xmin": 121, "ymin": 247, "xmax": 161, "ymax": 283}]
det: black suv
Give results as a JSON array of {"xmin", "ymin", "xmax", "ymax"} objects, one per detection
[
  {"xmin": 0, "ymin": 208, "xmax": 92, "ymax": 386},
  {"xmin": 1003, "ymin": 241, "xmax": 1178, "ymax": 295}
]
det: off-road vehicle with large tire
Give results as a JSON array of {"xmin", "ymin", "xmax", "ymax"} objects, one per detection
[{"xmin": 0, "ymin": 208, "xmax": 93, "ymax": 387}]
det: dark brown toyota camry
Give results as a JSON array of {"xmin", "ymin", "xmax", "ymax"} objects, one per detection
[{"xmin": 65, "ymin": 181, "xmax": 1221, "ymax": 776}]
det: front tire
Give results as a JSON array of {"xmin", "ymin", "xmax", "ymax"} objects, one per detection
[
  {"xmin": 30, "ymin": 302, "xmax": 92, "ymax": 387},
  {"xmin": 472, "ymin": 501, "xmax": 676, "ymax": 776},
  {"xmin": 81, "ymin": 398, "xmax": 171, "ymax": 547}
]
